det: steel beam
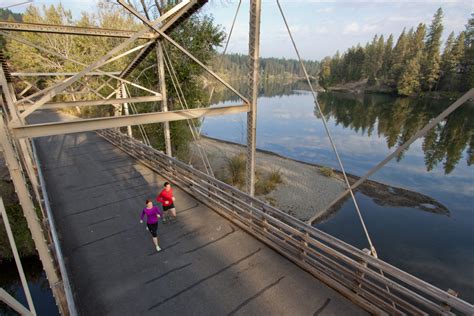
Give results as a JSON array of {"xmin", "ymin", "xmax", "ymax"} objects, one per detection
[
  {"xmin": 0, "ymin": 31, "xmax": 162, "ymax": 104},
  {"xmin": 0, "ymin": 198, "xmax": 36, "ymax": 315},
  {"xmin": 11, "ymin": 104, "xmax": 249, "ymax": 139},
  {"xmin": 118, "ymin": 0, "xmax": 207, "ymax": 78},
  {"xmin": 0, "ymin": 21, "xmax": 155, "ymax": 39},
  {"xmin": 156, "ymin": 42, "xmax": 172, "ymax": 156},
  {"xmin": 20, "ymin": 95, "xmax": 162, "ymax": 110},
  {"xmin": 0, "ymin": 117, "xmax": 66, "ymax": 312},
  {"xmin": 0, "ymin": 288, "xmax": 34, "ymax": 316},
  {"xmin": 1, "ymin": 66, "xmax": 68, "ymax": 313},
  {"xmin": 246, "ymin": 0, "xmax": 261, "ymax": 197},
  {"xmin": 10, "ymin": 0, "xmax": 190, "ymax": 122},
  {"xmin": 117, "ymin": 0, "xmax": 249, "ymax": 104},
  {"xmin": 12, "ymin": 72, "xmax": 121, "ymax": 77},
  {"xmin": 120, "ymin": 83, "xmax": 133, "ymax": 137}
]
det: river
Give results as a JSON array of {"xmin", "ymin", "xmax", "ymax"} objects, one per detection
[
  {"xmin": 203, "ymin": 82, "xmax": 474, "ymax": 303},
  {"xmin": 1, "ymin": 82, "xmax": 472, "ymax": 313}
]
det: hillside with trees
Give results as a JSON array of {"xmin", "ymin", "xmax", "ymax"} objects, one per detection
[
  {"xmin": 319, "ymin": 9, "xmax": 473, "ymax": 96},
  {"xmin": 215, "ymin": 53, "xmax": 319, "ymax": 80},
  {"xmin": 0, "ymin": 1, "xmax": 225, "ymax": 258},
  {"xmin": 0, "ymin": 8, "xmax": 22, "ymax": 22}
]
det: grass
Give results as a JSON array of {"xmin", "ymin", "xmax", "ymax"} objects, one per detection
[
  {"xmin": 219, "ymin": 154, "xmax": 284, "ymax": 196},
  {"xmin": 225, "ymin": 153, "xmax": 246, "ymax": 189},
  {"xmin": 255, "ymin": 169, "xmax": 283, "ymax": 195},
  {"xmin": 320, "ymin": 166, "xmax": 334, "ymax": 177}
]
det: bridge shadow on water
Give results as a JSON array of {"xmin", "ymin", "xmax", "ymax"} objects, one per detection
[{"xmin": 29, "ymin": 111, "xmax": 364, "ymax": 315}]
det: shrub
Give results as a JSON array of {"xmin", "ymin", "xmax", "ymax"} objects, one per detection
[
  {"xmin": 255, "ymin": 169, "xmax": 283, "ymax": 195},
  {"xmin": 226, "ymin": 153, "xmax": 246, "ymax": 189},
  {"xmin": 320, "ymin": 166, "xmax": 334, "ymax": 177}
]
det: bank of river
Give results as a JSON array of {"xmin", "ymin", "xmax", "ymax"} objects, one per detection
[
  {"xmin": 191, "ymin": 137, "xmax": 449, "ymax": 222},
  {"xmin": 202, "ymin": 89, "xmax": 474, "ymax": 302}
]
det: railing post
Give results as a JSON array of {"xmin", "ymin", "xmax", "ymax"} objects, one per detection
[
  {"xmin": 441, "ymin": 289, "xmax": 458, "ymax": 312},
  {"xmin": 356, "ymin": 248, "xmax": 371, "ymax": 288}
]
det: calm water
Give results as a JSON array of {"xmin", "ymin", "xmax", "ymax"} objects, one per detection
[
  {"xmin": 2, "ymin": 84, "xmax": 472, "ymax": 311},
  {"xmin": 203, "ymin": 84, "xmax": 474, "ymax": 302},
  {"xmin": 0, "ymin": 257, "xmax": 59, "ymax": 315}
]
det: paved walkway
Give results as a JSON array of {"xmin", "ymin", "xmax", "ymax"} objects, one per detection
[{"xmin": 32, "ymin": 111, "xmax": 367, "ymax": 315}]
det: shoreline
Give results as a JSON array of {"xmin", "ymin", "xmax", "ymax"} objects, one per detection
[{"xmin": 191, "ymin": 136, "xmax": 450, "ymax": 222}]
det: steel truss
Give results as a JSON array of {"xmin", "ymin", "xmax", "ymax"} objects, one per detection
[
  {"xmin": 0, "ymin": 0, "xmax": 254, "ymax": 314},
  {"xmin": 1, "ymin": 1, "xmax": 473, "ymax": 315}
]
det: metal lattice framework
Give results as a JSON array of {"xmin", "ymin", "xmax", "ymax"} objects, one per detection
[
  {"xmin": 0, "ymin": 1, "xmax": 255, "ymax": 314},
  {"xmin": 1, "ymin": 1, "xmax": 473, "ymax": 315}
]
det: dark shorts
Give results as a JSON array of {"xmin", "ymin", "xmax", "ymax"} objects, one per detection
[
  {"xmin": 163, "ymin": 203, "xmax": 175, "ymax": 211},
  {"xmin": 147, "ymin": 223, "xmax": 158, "ymax": 237}
]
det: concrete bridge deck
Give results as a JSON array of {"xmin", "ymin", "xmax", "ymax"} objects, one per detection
[{"xmin": 32, "ymin": 112, "xmax": 366, "ymax": 315}]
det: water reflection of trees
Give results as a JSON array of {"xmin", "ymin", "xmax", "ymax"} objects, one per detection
[
  {"xmin": 0, "ymin": 256, "xmax": 48, "ymax": 315},
  {"xmin": 210, "ymin": 79, "xmax": 312, "ymax": 103},
  {"xmin": 316, "ymin": 92, "xmax": 474, "ymax": 174}
]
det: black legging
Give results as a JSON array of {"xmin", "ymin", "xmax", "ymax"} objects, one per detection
[{"xmin": 147, "ymin": 223, "xmax": 158, "ymax": 237}]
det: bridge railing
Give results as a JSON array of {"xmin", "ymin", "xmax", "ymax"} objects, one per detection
[{"xmin": 97, "ymin": 128, "xmax": 473, "ymax": 315}]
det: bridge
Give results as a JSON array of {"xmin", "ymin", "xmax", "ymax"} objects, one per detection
[{"xmin": 1, "ymin": 1, "xmax": 473, "ymax": 315}]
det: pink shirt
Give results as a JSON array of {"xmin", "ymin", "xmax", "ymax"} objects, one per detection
[{"xmin": 140, "ymin": 206, "xmax": 162, "ymax": 224}]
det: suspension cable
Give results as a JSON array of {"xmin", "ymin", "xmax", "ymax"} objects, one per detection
[
  {"xmin": 162, "ymin": 44, "xmax": 214, "ymax": 176},
  {"xmin": 124, "ymin": 84, "xmax": 151, "ymax": 146},
  {"xmin": 275, "ymin": 0, "xmax": 378, "ymax": 258},
  {"xmin": 162, "ymin": 49, "xmax": 211, "ymax": 175},
  {"xmin": 312, "ymin": 88, "xmax": 474, "ymax": 222},
  {"xmin": 199, "ymin": 0, "xmax": 242, "ymax": 135}
]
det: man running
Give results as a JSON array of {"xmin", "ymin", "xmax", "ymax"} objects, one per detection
[
  {"xmin": 140, "ymin": 199, "xmax": 162, "ymax": 252},
  {"xmin": 156, "ymin": 182, "xmax": 176, "ymax": 223}
]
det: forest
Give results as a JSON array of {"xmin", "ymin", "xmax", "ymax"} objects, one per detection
[
  {"xmin": 318, "ymin": 9, "xmax": 474, "ymax": 96},
  {"xmin": 0, "ymin": 1, "xmax": 225, "ymax": 258},
  {"xmin": 214, "ymin": 53, "xmax": 319, "ymax": 79}
]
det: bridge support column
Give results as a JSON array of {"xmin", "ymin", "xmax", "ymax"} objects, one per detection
[
  {"xmin": 120, "ymin": 83, "xmax": 133, "ymax": 138},
  {"xmin": 246, "ymin": 0, "xmax": 261, "ymax": 196},
  {"xmin": 156, "ymin": 41, "xmax": 172, "ymax": 157},
  {"xmin": 0, "ymin": 66, "xmax": 68, "ymax": 315}
]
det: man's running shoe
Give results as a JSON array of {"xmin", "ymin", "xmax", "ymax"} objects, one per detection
[{"xmin": 156, "ymin": 246, "xmax": 161, "ymax": 252}]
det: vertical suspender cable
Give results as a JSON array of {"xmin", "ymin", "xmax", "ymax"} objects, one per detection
[
  {"xmin": 199, "ymin": 0, "xmax": 242, "ymax": 134},
  {"xmin": 275, "ymin": 0, "xmax": 378, "ymax": 258},
  {"xmin": 206, "ymin": 0, "xmax": 242, "ymax": 105},
  {"xmin": 162, "ymin": 45, "xmax": 214, "ymax": 176}
]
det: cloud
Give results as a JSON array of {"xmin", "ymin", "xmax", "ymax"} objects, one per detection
[
  {"xmin": 315, "ymin": 7, "xmax": 334, "ymax": 13},
  {"xmin": 343, "ymin": 21, "xmax": 381, "ymax": 35},
  {"xmin": 343, "ymin": 22, "xmax": 360, "ymax": 34},
  {"xmin": 387, "ymin": 16, "xmax": 420, "ymax": 23}
]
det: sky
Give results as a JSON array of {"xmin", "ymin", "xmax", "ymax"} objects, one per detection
[{"xmin": 2, "ymin": 0, "xmax": 473, "ymax": 60}]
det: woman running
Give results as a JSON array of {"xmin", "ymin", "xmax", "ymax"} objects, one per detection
[
  {"xmin": 156, "ymin": 182, "xmax": 176, "ymax": 223},
  {"xmin": 140, "ymin": 199, "xmax": 162, "ymax": 252}
]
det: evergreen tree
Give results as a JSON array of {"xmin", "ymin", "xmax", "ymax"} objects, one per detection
[
  {"xmin": 382, "ymin": 34, "xmax": 394, "ymax": 78},
  {"xmin": 460, "ymin": 14, "xmax": 474, "ymax": 91},
  {"xmin": 440, "ymin": 32, "xmax": 465, "ymax": 91},
  {"xmin": 439, "ymin": 31, "xmax": 456, "ymax": 90},
  {"xmin": 407, "ymin": 23, "xmax": 426, "ymax": 59},
  {"xmin": 396, "ymin": 23, "xmax": 425, "ymax": 94},
  {"xmin": 0, "ymin": 8, "xmax": 22, "ymax": 22},
  {"xmin": 390, "ymin": 29, "xmax": 408, "ymax": 83},
  {"xmin": 375, "ymin": 34, "xmax": 385, "ymax": 79},
  {"xmin": 363, "ymin": 35, "xmax": 378, "ymax": 85},
  {"xmin": 423, "ymin": 8, "xmax": 444, "ymax": 91},
  {"xmin": 398, "ymin": 54, "xmax": 422, "ymax": 95},
  {"xmin": 318, "ymin": 57, "xmax": 332, "ymax": 88}
]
